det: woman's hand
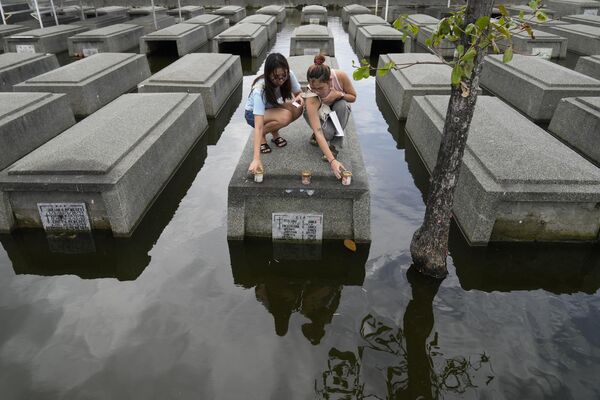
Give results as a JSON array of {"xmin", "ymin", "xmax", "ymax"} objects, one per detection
[
  {"xmin": 248, "ymin": 159, "xmax": 263, "ymax": 175},
  {"xmin": 330, "ymin": 159, "xmax": 345, "ymax": 179},
  {"xmin": 321, "ymin": 90, "xmax": 342, "ymax": 106},
  {"xmin": 293, "ymin": 94, "xmax": 304, "ymax": 107}
]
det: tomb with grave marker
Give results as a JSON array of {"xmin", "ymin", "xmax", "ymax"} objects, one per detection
[
  {"xmin": 355, "ymin": 25, "xmax": 405, "ymax": 59},
  {"xmin": 140, "ymin": 23, "xmax": 208, "ymax": 56},
  {"xmin": 256, "ymin": 5, "xmax": 286, "ymax": 24},
  {"xmin": 77, "ymin": 14, "xmax": 130, "ymax": 30},
  {"xmin": 545, "ymin": 23, "xmax": 600, "ymax": 55},
  {"xmin": 239, "ymin": 15, "xmax": 277, "ymax": 41},
  {"xmin": 341, "ymin": 4, "xmax": 371, "ymax": 24},
  {"xmin": 5, "ymin": 25, "xmax": 88, "ymax": 54},
  {"xmin": 213, "ymin": 23, "xmax": 269, "ymax": 57},
  {"xmin": 290, "ymin": 24, "xmax": 335, "ymax": 56},
  {"xmin": 128, "ymin": 14, "xmax": 176, "ymax": 35},
  {"xmin": 348, "ymin": 14, "xmax": 389, "ymax": 45},
  {"xmin": 0, "ymin": 53, "xmax": 59, "ymax": 91},
  {"xmin": 0, "ymin": 25, "xmax": 28, "ymax": 50},
  {"xmin": 562, "ymin": 13, "xmax": 600, "ymax": 26},
  {"xmin": 546, "ymin": 0, "xmax": 599, "ymax": 17},
  {"xmin": 213, "ymin": 6, "xmax": 246, "ymax": 25},
  {"xmin": 503, "ymin": 29, "xmax": 568, "ymax": 59},
  {"xmin": 575, "ymin": 54, "xmax": 600, "ymax": 80},
  {"xmin": 67, "ymin": 24, "xmax": 144, "ymax": 57},
  {"xmin": 186, "ymin": 14, "xmax": 229, "ymax": 39},
  {"xmin": 301, "ymin": 5, "xmax": 328, "ymax": 25},
  {"xmin": 167, "ymin": 6, "xmax": 205, "ymax": 21}
]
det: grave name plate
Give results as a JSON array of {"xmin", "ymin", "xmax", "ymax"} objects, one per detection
[
  {"xmin": 38, "ymin": 203, "xmax": 91, "ymax": 232},
  {"xmin": 16, "ymin": 44, "xmax": 35, "ymax": 53},
  {"xmin": 272, "ymin": 213, "xmax": 323, "ymax": 241}
]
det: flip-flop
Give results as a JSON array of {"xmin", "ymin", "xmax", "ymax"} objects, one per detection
[
  {"xmin": 271, "ymin": 136, "xmax": 287, "ymax": 148},
  {"xmin": 260, "ymin": 143, "xmax": 272, "ymax": 153}
]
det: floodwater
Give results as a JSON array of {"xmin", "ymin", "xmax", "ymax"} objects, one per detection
[{"xmin": 1, "ymin": 9, "xmax": 600, "ymax": 400}]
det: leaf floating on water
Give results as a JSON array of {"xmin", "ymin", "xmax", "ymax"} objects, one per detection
[{"xmin": 344, "ymin": 239, "xmax": 357, "ymax": 252}]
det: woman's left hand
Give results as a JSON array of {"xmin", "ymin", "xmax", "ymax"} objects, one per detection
[{"xmin": 294, "ymin": 94, "xmax": 304, "ymax": 107}]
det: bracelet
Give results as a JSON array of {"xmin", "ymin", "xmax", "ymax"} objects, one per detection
[{"xmin": 329, "ymin": 158, "xmax": 336, "ymax": 164}]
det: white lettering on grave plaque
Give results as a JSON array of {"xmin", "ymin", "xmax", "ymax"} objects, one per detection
[
  {"xmin": 309, "ymin": 17, "xmax": 320, "ymax": 24},
  {"xmin": 304, "ymin": 48, "xmax": 321, "ymax": 55},
  {"xmin": 583, "ymin": 8, "xmax": 598, "ymax": 16},
  {"xmin": 83, "ymin": 48, "xmax": 99, "ymax": 57},
  {"xmin": 38, "ymin": 203, "xmax": 92, "ymax": 232},
  {"xmin": 16, "ymin": 44, "xmax": 36, "ymax": 54},
  {"xmin": 272, "ymin": 213, "xmax": 323, "ymax": 241},
  {"xmin": 532, "ymin": 47, "xmax": 553, "ymax": 59}
]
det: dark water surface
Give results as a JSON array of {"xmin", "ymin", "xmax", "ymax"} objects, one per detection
[{"xmin": 1, "ymin": 10, "xmax": 600, "ymax": 400}]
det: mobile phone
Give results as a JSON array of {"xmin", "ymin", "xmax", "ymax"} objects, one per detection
[{"xmin": 292, "ymin": 101, "xmax": 301, "ymax": 108}]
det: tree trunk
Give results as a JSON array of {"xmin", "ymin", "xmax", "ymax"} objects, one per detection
[{"xmin": 410, "ymin": 0, "xmax": 495, "ymax": 279}]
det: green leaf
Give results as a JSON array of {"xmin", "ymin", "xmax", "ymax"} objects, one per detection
[
  {"xmin": 463, "ymin": 61, "xmax": 474, "ymax": 77},
  {"xmin": 362, "ymin": 65, "xmax": 370, "ymax": 79},
  {"xmin": 498, "ymin": 4, "xmax": 509, "ymax": 16},
  {"xmin": 475, "ymin": 16, "xmax": 490, "ymax": 30},
  {"xmin": 451, "ymin": 64, "xmax": 462, "ymax": 85},
  {"xmin": 377, "ymin": 67, "xmax": 389, "ymax": 77},
  {"xmin": 462, "ymin": 47, "xmax": 477, "ymax": 61},
  {"xmin": 503, "ymin": 46, "xmax": 513, "ymax": 63},
  {"xmin": 360, "ymin": 58, "xmax": 369, "ymax": 66},
  {"xmin": 425, "ymin": 37, "xmax": 433, "ymax": 47},
  {"xmin": 535, "ymin": 10, "xmax": 548, "ymax": 21},
  {"xmin": 409, "ymin": 25, "xmax": 420, "ymax": 36},
  {"xmin": 393, "ymin": 18, "xmax": 403, "ymax": 30},
  {"xmin": 456, "ymin": 44, "xmax": 465, "ymax": 57},
  {"xmin": 465, "ymin": 23, "xmax": 475, "ymax": 34},
  {"xmin": 518, "ymin": 10, "xmax": 525, "ymax": 19},
  {"xmin": 528, "ymin": 0, "xmax": 540, "ymax": 11},
  {"xmin": 353, "ymin": 66, "xmax": 368, "ymax": 80}
]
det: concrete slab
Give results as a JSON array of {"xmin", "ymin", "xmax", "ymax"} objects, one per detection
[
  {"xmin": 405, "ymin": 14, "xmax": 440, "ymax": 27},
  {"xmin": 256, "ymin": 5, "xmax": 286, "ymax": 24},
  {"xmin": 575, "ymin": 55, "xmax": 600, "ymax": 80},
  {"xmin": 14, "ymin": 53, "xmax": 151, "ymax": 117},
  {"xmin": 77, "ymin": 14, "xmax": 130, "ymax": 30},
  {"xmin": 0, "ymin": 53, "xmax": 59, "ymax": 92},
  {"xmin": 67, "ymin": 24, "xmax": 144, "ymax": 57},
  {"xmin": 287, "ymin": 55, "xmax": 339, "ymax": 87},
  {"xmin": 506, "ymin": 29, "xmax": 568, "ymax": 58},
  {"xmin": 416, "ymin": 24, "xmax": 455, "ymax": 57},
  {"xmin": 213, "ymin": 6, "xmax": 246, "ymax": 25},
  {"xmin": 341, "ymin": 4, "xmax": 371, "ymax": 24},
  {"xmin": 549, "ymin": 97, "xmax": 600, "ymax": 165},
  {"xmin": 301, "ymin": 5, "xmax": 328, "ymax": 25},
  {"xmin": 527, "ymin": 18, "xmax": 571, "ymax": 34},
  {"xmin": 355, "ymin": 25, "xmax": 405, "ymax": 59},
  {"xmin": 213, "ymin": 23, "xmax": 268, "ymax": 57},
  {"xmin": 0, "ymin": 25, "xmax": 28, "ymax": 51},
  {"xmin": 239, "ymin": 14, "xmax": 277, "ymax": 41},
  {"xmin": 140, "ymin": 23, "xmax": 208, "ymax": 56},
  {"xmin": 480, "ymin": 54, "xmax": 600, "ymax": 121},
  {"xmin": 545, "ymin": 23, "xmax": 600, "ymax": 55},
  {"xmin": 376, "ymin": 53, "xmax": 454, "ymax": 120},
  {"xmin": 4, "ymin": 25, "xmax": 88, "ymax": 54},
  {"xmin": 562, "ymin": 14, "xmax": 600, "ymax": 26},
  {"xmin": 227, "ymin": 116, "xmax": 370, "ymax": 242},
  {"xmin": 85, "ymin": 6, "xmax": 129, "ymax": 18},
  {"xmin": 507, "ymin": 5, "xmax": 557, "ymax": 18},
  {"xmin": 138, "ymin": 53, "xmax": 242, "ymax": 118},
  {"xmin": 405, "ymin": 95, "xmax": 600, "ymax": 244},
  {"xmin": 167, "ymin": 6, "xmax": 205, "ymax": 21},
  {"xmin": 0, "ymin": 93, "xmax": 208, "ymax": 237},
  {"xmin": 546, "ymin": 0, "xmax": 599, "ymax": 17},
  {"xmin": 290, "ymin": 24, "xmax": 335, "ymax": 56},
  {"xmin": 128, "ymin": 14, "xmax": 176, "ymax": 35},
  {"xmin": 186, "ymin": 14, "xmax": 229, "ymax": 39},
  {"xmin": 348, "ymin": 14, "xmax": 388, "ymax": 45},
  {"xmin": 0, "ymin": 92, "xmax": 75, "ymax": 170},
  {"xmin": 128, "ymin": 6, "xmax": 167, "ymax": 17}
]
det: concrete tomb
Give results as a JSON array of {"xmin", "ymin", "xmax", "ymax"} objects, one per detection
[
  {"xmin": 376, "ymin": 53, "xmax": 456, "ymax": 120},
  {"xmin": 480, "ymin": 54, "xmax": 600, "ymax": 121},
  {"xmin": 506, "ymin": 29, "xmax": 568, "ymax": 59},
  {"xmin": 67, "ymin": 24, "xmax": 144, "ymax": 57},
  {"xmin": 186, "ymin": 14, "xmax": 229, "ymax": 39},
  {"xmin": 0, "ymin": 25, "xmax": 28, "ymax": 51},
  {"xmin": 85, "ymin": 6, "xmax": 129, "ymax": 18},
  {"xmin": 562, "ymin": 13, "xmax": 600, "ymax": 26},
  {"xmin": 301, "ymin": 5, "xmax": 328, "ymax": 25},
  {"xmin": 0, "ymin": 93, "xmax": 208, "ymax": 237},
  {"xmin": 4, "ymin": 25, "xmax": 88, "ymax": 54},
  {"xmin": 549, "ymin": 97, "xmax": 600, "ymax": 165},
  {"xmin": 341, "ymin": 4, "xmax": 371, "ymax": 24},
  {"xmin": 0, "ymin": 53, "xmax": 59, "ymax": 92},
  {"xmin": 575, "ymin": 55, "xmax": 600, "ymax": 80},
  {"xmin": 256, "ymin": 5, "xmax": 286, "ymax": 24},
  {"xmin": 140, "ymin": 23, "xmax": 208, "ymax": 56},
  {"xmin": 355, "ymin": 25, "xmax": 405, "ymax": 59},
  {"xmin": 348, "ymin": 14, "xmax": 389, "ymax": 45},
  {"xmin": 405, "ymin": 14, "xmax": 440, "ymax": 27},
  {"xmin": 138, "ymin": 53, "xmax": 242, "ymax": 118},
  {"xmin": 0, "ymin": 92, "xmax": 75, "ymax": 170},
  {"xmin": 128, "ymin": 6, "xmax": 167, "ymax": 17},
  {"xmin": 77, "ymin": 14, "xmax": 130, "ymax": 30},
  {"xmin": 544, "ymin": 24, "xmax": 600, "ymax": 55},
  {"xmin": 213, "ymin": 6, "xmax": 246, "ymax": 25},
  {"xmin": 227, "ymin": 116, "xmax": 370, "ymax": 242},
  {"xmin": 128, "ymin": 14, "xmax": 176, "ymax": 35},
  {"xmin": 527, "ymin": 18, "xmax": 571, "ymax": 34},
  {"xmin": 507, "ymin": 5, "xmax": 557, "ymax": 18},
  {"xmin": 287, "ymin": 55, "xmax": 339, "ymax": 88},
  {"xmin": 415, "ymin": 24, "xmax": 455, "ymax": 57},
  {"xmin": 290, "ymin": 24, "xmax": 335, "ymax": 56},
  {"xmin": 167, "ymin": 6, "xmax": 205, "ymax": 21},
  {"xmin": 406, "ymin": 95, "xmax": 600, "ymax": 244},
  {"xmin": 239, "ymin": 14, "xmax": 277, "ymax": 41},
  {"xmin": 213, "ymin": 23, "xmax": 268, "ymax": 57},
  {"xmin": 14, "ymin": 53, "xmax": 151, "ymax": 118},
  {"xmin": 546, "ymin": 0, "xmax": 599, "ymax": 17}
]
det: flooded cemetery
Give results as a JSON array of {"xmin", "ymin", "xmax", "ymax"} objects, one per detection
[{"xmin": 1, "ymin": 1, "xmax": 600, "ymax": 398}]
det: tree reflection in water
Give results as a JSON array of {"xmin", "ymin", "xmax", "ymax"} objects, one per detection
[{"xmin": 315, "ymin": 267, "xmax": 493, "ymax": 400}]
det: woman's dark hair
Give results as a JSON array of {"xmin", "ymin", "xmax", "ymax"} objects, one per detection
[
  {"xmin": 307, "ymin": 54, "xmax": 331, "ymax": 83},
  {"xmin": 251, "ymin": 53, "xmax": 292, "ymax": 107}
]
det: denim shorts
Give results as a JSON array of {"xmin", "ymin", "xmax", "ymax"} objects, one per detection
[{"xmin": 245, "ymin": 109, "xmax": 255, "ymax": 128}]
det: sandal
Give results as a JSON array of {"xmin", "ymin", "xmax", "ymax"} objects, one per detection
[
  {"xmin": 260, "ymin": 143, "xmax": 272, "ymax": 153},
  {"xmin": 271, "ymin": 136, "xmax": 287, "ymax": 148},
  {"xmin": 309, "ymin": 133, "xmax": 318, "ymax": 146}
]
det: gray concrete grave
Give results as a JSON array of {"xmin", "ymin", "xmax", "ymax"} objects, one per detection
[
  {"xmin": 227, "ymin": 116, "xmax": 370, "ymax": 242},
  {"xmin": 287, "ymin": 55, "xmax": 339, "ymax": 87},
  {"xmin": 527, "ymin": 18, "xmax": 571, "ymax": 34},
  {"xmin": 186, "ymin": 14, "xmax": 229, "ymax": 39},
  {"xmin": 85, "ymin": 6, "xmax": 129, "ymax": 18},
  {"xmin": 544, "ymin": 24, "xmax": 600, "ymax": 55},
  {"xmin": 167, "ymin": 6, "xmax": 205, "ymax": 21},
  {"xmin": 505, "ymin": 29, "xmax": 568, "ymax": 58},
  {"xmin": 128, "ymin": 14, "xmax": 176, "ymax": 35},
  {"xmin": 290, "ymin": 24, "xmax": 335, "ymax": 56},
  {"xmin": 0, "ymin": 92, "xmax": 75, "ymax": 170},
  {"xmin": 301, "ymin": 5, "xmax": 328, "ymax": 25},
  {"xmin": 67, "ymin": 24, "xmax": 144, "ymax": 57},
  {"xmin": 549, "ymin": 97, "xmax": 600, "ymax": 165},
  {"xmin": 256, "ymin": 5, "xmax": 286, "ymax": 24},
  {"xmin": 4, "ymin": 25, "xmax": 88, "ymax": 54},
  {"xmin": 562, "ymin": 14, "xmax": 600, "ymax": 26},
  {"xmin": 14, "ymin": 53, "xmax": 151, "ymax": 117},
  {"xmin": 0, "ymin": 25, "xmax": 28, "ymax": 51},
  {"xmin": 140, "ymin": 23, "xmax": 207, "ymax": 56},
  {"xmin": 0, "ymin": 93, "xmax": 208, "ymax": 237},
  {"xmin": 341, "ymin": 5, "xmax": 371, "ymax": 24},
  {"xmin": 480, "ymin": 54, "xmax": 600, "ymax": 121},
  {"xmin": 78, "ymin": 14, "xmax": 130, "ymax": 30},
  {"xmin": 406, "ymin": 95, "xmax": 600, "ymax": 244},
  {"xmin": 546, "ymin": 0, "xmax": 599, "ymax": 17},
  {"xmin": 405, "ymin": 14, "xmax": 440, "ymax": 27},
  {"xmin": 239, "ymin": 14, "xmax": 277, "ymax": 41},
  {"xmin": 507, "ymin": 5, "xmax": 557, "ymax": 18},
  {"xmin": 348, "ymin": 14, "xmax": 388, "ymax": 45},
  {"xmin": 138, "ymin": 53, "xmax": 242, "ymax": 118},
  {"xmin": 355, "ymin": 25, "xmax": 405, "ymax": 59},
  {"xmin": 416, "ymin": 24, "xmax": 454, "ymax": 57},
  {"xmin": 213, "ymin": 6, "xmax": 246, "ymax": 25},
  {"xmin": 128, "ymin": 6, "xmax": 167, "ymax": 18},
  {"xmin": 0, "ymin": 53, "xmax": 59, "ymax": 92},
  {"xmin": 213, "ymin": 23, "xmax": 268, "ymax": 57},
  {"xmin": 575, "ymin": 55, "xmax": 600, "ymax": 80}
]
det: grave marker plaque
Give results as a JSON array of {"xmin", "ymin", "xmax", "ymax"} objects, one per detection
[
  {"xmin": 38, "ymin": 203, "xmax": 91, "ymax": 232},
  {"xmin": 272, "ymin": 213, "xmax": 323, "ymax": 241}
]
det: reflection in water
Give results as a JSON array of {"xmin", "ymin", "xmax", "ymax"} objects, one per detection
[
  {"xmin": 375, "ymin": 85, "xmax": 406, "ymax": 149},
  {"xmin": 206, "ymin": 84, "xmax": 243, "ymax": 145},
  {"xmin": 315, "ymin": 267, "xmax": 493, "ymax": 399},
  {"xmin": 0, "ymin": 133, "xmax": 211, "ymax": 281},
  {"xmin": 228, "ymin": 239, "xmax": 369, "ymax": 344}
]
